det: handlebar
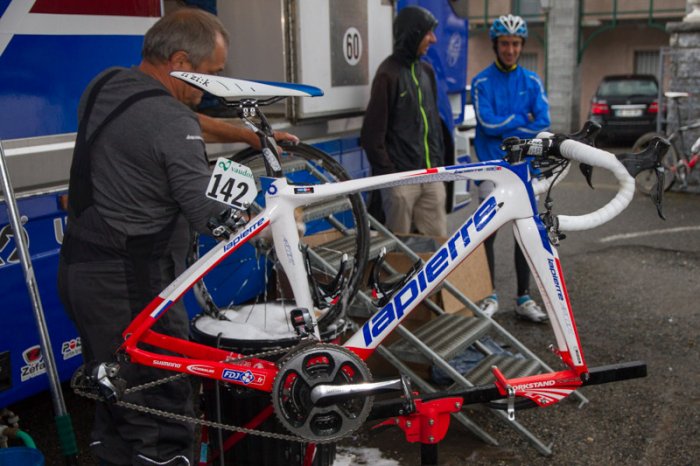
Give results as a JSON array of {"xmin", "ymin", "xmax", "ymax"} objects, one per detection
[
  {"xmin": 504, "ymin": 122, "xmax": 668, "ymax": 231},
  {"xmin": 554, "ymin": 139, "xmax": 634, "ymax": 231}
]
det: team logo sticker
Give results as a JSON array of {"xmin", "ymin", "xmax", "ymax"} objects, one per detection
[
  {"xmin": 221, "ymin": 369, "xmax": 265, "ymax": 386},
  {"xmin": 187, "ymin": 364, "xmax": 216, "ymax": 376},
  {"xmin": 21, "ymin": 345, "xmax": 46, "ymax": 382},
  {"xmin": 61, "ymin": 338, "xmax": 82, "ymax": 360},
  {"xmin": 222, "ymin": 369, "xmax": 255, "ymax": 384}
]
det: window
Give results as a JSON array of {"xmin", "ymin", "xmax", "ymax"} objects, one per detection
[
  {"xmin": 514, "ymin": 0, "xmax": 542, "ymax": 18},
  {"xmin": 634, "ymin": 50, "xmax": 660, "ymax": 77},
  {"xmin": 597, "ymin": 78, "xmax": 658, "ymax": 97}
]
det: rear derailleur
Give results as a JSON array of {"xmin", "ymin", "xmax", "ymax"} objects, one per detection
[{"xmin": 71, "ymin": 362, "xmax": 126, "ymax": 403}]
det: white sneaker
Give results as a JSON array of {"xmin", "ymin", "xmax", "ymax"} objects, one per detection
[
  {"xmin": 515, "ymin": 297, "xmax": 548, "ymax": 323},
  {"xmin": 478, "ymin": 295, "xmax": 499, "ymax": 318}
]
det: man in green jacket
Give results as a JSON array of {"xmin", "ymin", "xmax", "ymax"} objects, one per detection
[{"xmin": 361, "ymin": 5, "xmax": 447, "ymax": 237}]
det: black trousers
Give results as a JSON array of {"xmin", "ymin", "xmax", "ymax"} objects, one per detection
[{"xmin": 58, "ymin": 253, "xmax": 195, "ymax": 466}]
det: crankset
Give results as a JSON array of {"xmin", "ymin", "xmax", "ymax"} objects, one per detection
[{"xmin": 271, "ymin": 343, "xmax": 374, "ymax": 443}]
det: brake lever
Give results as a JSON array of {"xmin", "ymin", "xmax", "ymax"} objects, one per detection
[
  {"xmin": 579, "ymin": 163, "xmax": 594, "ymax": 189},
  {"xmin": 568, "ymin": 120, "xmax": 602, "ymax": 146},
  {"xmin": 617, "ymin": 137, "xmax": 670, "ymax": 220},
  {"xmin": 617, "ymin": 137, "xmax": 669, "ymax": 177},
  {"xmin": 652, "ymin": 168, "xmax": 666, "ymax": 220},
  {"xmin": 568, "ymin": 121, "xmax": 602, "ymax": 189}
]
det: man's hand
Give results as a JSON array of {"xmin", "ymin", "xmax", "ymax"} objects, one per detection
[
  {"xmin": 248, "ymin": 130, "xmax": 299, "ymax": 154},
  {"xmin": 273, "ymin": 131, "xmax": 299, "ymax": 146},
  {"xmin": 198, "ymin": 113, "xmax": 299, "ymax": 154}
]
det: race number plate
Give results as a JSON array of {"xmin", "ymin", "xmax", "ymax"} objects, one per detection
[{"xmin": 206, "ymin": 158, "xmax": 257, "ymax": 209}]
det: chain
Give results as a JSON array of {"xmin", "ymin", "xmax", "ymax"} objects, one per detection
[
  {"xmin": 72, "ymin": 386, "xmax": 312, "ymax": 443},
  {"xmin": 71, "ymin": 339, "xmax": 346, "ymax": 444}
]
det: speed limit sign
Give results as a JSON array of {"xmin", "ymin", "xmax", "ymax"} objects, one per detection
[{"xmin": 343, "ymin": 27, "xmax": 362, "ymax": 66}]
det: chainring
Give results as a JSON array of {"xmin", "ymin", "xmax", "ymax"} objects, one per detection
[{"xmin": 271, "ymin": 343, "xmax": 373, "ymax": 443}]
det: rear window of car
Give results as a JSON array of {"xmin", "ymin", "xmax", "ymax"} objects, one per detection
[{"xmin": 597, "ymin": 79, "xmax": 658, "ymax": 97}]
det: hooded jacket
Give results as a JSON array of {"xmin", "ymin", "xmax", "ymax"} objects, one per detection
[{"xmin": 361, "ymin": 6, "xmax": 446, "ymax": 175}]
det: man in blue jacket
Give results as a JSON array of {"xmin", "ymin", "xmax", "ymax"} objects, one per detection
[{"xmin": 471, "ymin": 14, "xmax": 550, "ymax": 322}]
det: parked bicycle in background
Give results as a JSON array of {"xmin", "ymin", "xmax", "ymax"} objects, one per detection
[{"xmin": 632, "ymin": 91, "xmax": 700, "ymax": 194}]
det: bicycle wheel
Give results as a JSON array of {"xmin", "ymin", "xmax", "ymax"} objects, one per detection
[
  {"xmin": 632, "ymin": 132, "xmax": 677, "ymax": 194},
  {"xmin": 191, "ymin": 142, "xmax": 369, "ymax": 336}
]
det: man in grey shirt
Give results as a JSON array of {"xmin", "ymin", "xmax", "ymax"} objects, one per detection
[{"xmin": 59, "ymin": 9, "xmax": 233, "ymax": 466}]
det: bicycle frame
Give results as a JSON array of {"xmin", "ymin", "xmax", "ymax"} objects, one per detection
[{"xmin": 120, "ymin": 156, "xmax": 587, "ymax": 407}]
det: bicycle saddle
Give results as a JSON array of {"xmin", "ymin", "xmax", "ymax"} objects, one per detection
[{"xmin": 171, "ymin": 71, "xmax": 323, "ymax": 100}]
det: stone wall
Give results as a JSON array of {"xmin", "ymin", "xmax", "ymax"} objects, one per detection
[
  {"xmin": 546, "ymin": 0, "xmax": 580, "ymax": 133},
  {"xmin": 666, "ymin": 21, "xmax": 700, "ymax": 151}
]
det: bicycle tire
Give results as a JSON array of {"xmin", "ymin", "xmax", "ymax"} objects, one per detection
[
  {"xmin": 192, "ymin": 142, "xmax": 370, "ymax": 335},
  {"xmin": 631, "ymin": 132, "xmax": 677, "ymax": 194}
]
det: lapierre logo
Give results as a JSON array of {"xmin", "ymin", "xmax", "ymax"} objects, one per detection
[
  {"xmin": 187, "ymin": 364, "xmax": 216, "ymax": 376},
  {"xmin": 61, "ymin": 338, "xmax": 82, "ymax": 360},
  {"xmin": 362, "ymin": 197, "xmax": 498, "ymax": 346},
  {"xmin": 153, "ymin": 360, "xmax": 182, "ymax": 369},
  {"xmin": 20, "ymin": 345, "xmax": 46, "ymax": 382},
  {"xmin": 548, "ymin": 259, "xmax": 564, "ymax": 301},
  {"xmin": 223, "ymin": 218, "xmax": 265, "ymax": 253},
  {"xmin": 222, "ymin": 369, "xmax": 255, "ymax": 385}
]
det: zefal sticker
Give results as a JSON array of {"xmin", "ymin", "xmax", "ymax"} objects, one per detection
[
  {"xmin": 61, "ymin": 338, "xmax": 82, "ymax": 360},
  {"xmin": 21, "ymin": 345, "xmax": 46, "ymax": 382},
  {"xmin": 206, "ymin": 158, "xmax": 257, "ymax": 210}
]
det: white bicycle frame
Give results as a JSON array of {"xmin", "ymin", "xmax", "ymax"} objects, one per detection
[
  {"xmin": 121, "ymin": 137, "xmax": 635, "ymax": 407},
  {"xmin": 121, "ymin": 72, "xmax": 636, "ymax": 407}
]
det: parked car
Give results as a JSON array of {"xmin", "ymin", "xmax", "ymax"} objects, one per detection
[{"xmin": 588, "ymin": 74, "xmax": 662, "ymax": 144}]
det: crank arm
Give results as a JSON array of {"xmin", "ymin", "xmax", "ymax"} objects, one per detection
[{"xmin": 310, "ymin": 378, "xmax": 403, "ymax": 406}]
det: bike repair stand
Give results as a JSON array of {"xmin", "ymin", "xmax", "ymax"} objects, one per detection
[
  {"xmin": 372, "ymin": 395, "xmax": 463, "ymax": 466},
  {"xmin": 0, "ymin": 140, "xmax": 80, "ymax": 465},
  {"xmin": 367, "ymin": 360, "xmax": 647, "ymax": 466}
]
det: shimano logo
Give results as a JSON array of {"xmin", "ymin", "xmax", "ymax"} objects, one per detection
[
  {"xmin": 153, "ymin": 360, "xmax": 181, "ymax": 369},
  {"xmin": 548, "ymin": 259, "xmax": 564, "ymax": 301},
  {"xmin": 222, "ymin": 369, "xmax": 255, "ymax": 385},
  {"xmin": 224, "ymin": 218, "xmax": 265, "ymax": 253},
  {"xmin": 362, "ymin": 197, "xmax": 498, "ymax": 346}
]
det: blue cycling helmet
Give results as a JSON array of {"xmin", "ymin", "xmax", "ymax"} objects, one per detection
[{"xmin": 489, "ymin": 14, "xmax": 528, "ymax": 40}]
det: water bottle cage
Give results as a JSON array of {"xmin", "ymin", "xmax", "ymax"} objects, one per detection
[
  {"xmin": 369, "ymin": 248, "xmax": 422, "ymax": 308},
  {"xmin": 301, "ymin": 245, "xmax": 348, "ymax": 309}
]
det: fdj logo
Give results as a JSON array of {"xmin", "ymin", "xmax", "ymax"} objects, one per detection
[
  {"xmin": 362, "ymin": 197, "xmax": 498, "ymax": 346},
  {"xmin": 222, "ymin": 369, "xmax": 255, "ymax": 385}
]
